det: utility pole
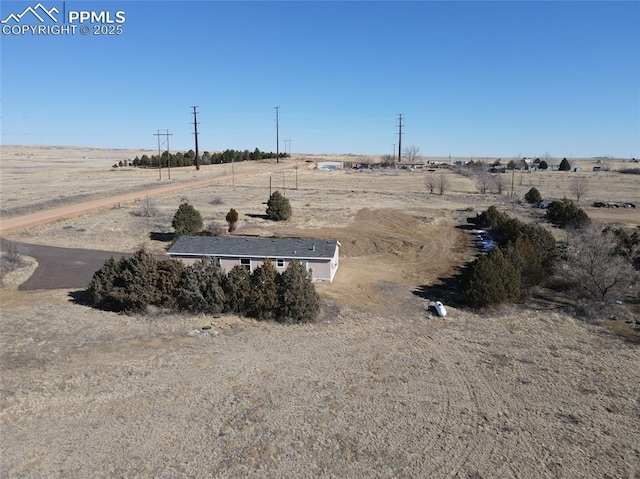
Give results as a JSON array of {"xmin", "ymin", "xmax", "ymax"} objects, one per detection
[
  {"xmin": 510, "ymin": 166, "xmax": 515, "ymax": 198},
  {"xmin": 275, "ymin": 106, "xmax": 280, "ymax": 163},
  {"xmin": 166, "ymin": 130, "xmax": 173, "ymax": 179},
  {"xmin": 285, "ymin": 138, "xmax": 291, "ymax": 155},
  {"xmin": 154, "ymin": 129, "xmax": 172, "ymax": 180},
  {"xmin": 191, "ymin": 106, "xmax": 200, "ymax": 170},
  {"xmin": 397, "ymin": 114, "xmax": 404, "ymax": 163},
  {"xmin": 154, "ymin": 129, "xmax": 163, "ymax": 180}
]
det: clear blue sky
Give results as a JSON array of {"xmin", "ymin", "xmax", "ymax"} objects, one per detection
[{"xmin": 1, "ymin": 1, "xmax": 639, "ymax": 158}]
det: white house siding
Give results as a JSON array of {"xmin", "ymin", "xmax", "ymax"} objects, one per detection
[{"xmin": 178, "ymin": 255, "xmax": 337, "ymax": 283}]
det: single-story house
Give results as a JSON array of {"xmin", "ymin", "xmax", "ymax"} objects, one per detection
[{"xmin": 167, "ymin": 236, "xmax": 340, "ymax": 283}]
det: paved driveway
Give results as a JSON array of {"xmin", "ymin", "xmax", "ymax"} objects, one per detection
[{"xmin": 1, "ymin": 239, "xmax": 131, "ymax": 291}]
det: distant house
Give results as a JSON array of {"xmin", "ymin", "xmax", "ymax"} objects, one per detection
[
  {"xmin": 572, "ymin": 167, "xmax": 582, "ymax": 173},
  {"xmin": 395, "ymin": 162, "xmax": 425, "ymax": 170},
  {"xmin": 317, "ymin": 161, "xmax": 344, "ymax": 171},
  {"xmin": 167, "ymin": 236, "xmax": 340, "ymax": 283}
]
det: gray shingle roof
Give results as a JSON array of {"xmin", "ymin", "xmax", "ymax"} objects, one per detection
[{"xmin": 168, "ymin": 236, "xmax": 338, "ymax": 260}]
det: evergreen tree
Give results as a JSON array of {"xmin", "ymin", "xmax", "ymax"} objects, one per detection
[
  {"xmin": 223, "ymin": 264, "xmax": 252, "ymax": 314},
  {"xmin": 266, "ymin": 191, "xmax": 292, "ymax": 221},
  {"xmin": 503, "ymin": 238, "xmax": 546, "ymax": 295},
  {"xmin": 172, "ymin": 202, "xmax": 203, "ymax": 236},
  {"xmin": 226, "ymin": 208, "xmax": 239, "ymax": 232},
  {"xmin": 88, "ymin": 250, "xmax": 161, "ymax": 312},
  {"xmin": 459, "ymin": 248, "xmax": 521, "ymax": 308},
  {"xmin": 247, "ymin": 259, "xmax": 280, "ymax": 319},
  {"xmin": 278, "ymin": 260, "xmax": 320, "ymax": 323},
  {"xmin": 155, "ymin": 259, "xmax": 185, "ymax": 309},
  {"xmin": 559, "ymin": 158, "xmax": 571, "ymax": 171},
  {"xmin": 174, "ymin": 258, "xmax": 226, "ymax": 313},
  {"xmin": 546, "ymin": 198, "xmax": 590, "ymax": 229},
  {"xmin": 524, "ymin": 187, "xmax": 542, "ymax": 204}
]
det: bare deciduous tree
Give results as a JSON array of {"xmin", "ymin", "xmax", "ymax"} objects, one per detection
[
  {"xmin": 437, "ymin": 173, "xmax": 450, "ymax": 195},
  {"xmin": 403, "ymin": 145, "xmax": 420, "ymax": 162},
  {"xmin": 571, "ymin": 175, "xmax": 588, "ymax": 202},
  {"xmin": 425, "ymin": 173, "xmax": 436, "ymax": 194},
  {"xmin": 380, "ymin": 154, "xmax": 395, "ymax": 167},
  {"xmin": 563, "ymin": 227, "xmax": 638, "ymax": 301},
  {"xmin": 492, "ymin": 173, "xmax": 507, "ymax": 195},
  {"xmin": 134, "ymin": 196, "xmax": 159, "ymax": 217},
  {"xmin": 475, "ymin": 167, "xmax": 492, "ymax": 194}
]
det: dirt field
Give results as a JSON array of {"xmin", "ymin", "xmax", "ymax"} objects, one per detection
[{"xmin": 1, "ymin": 146, "xmax": 639, "ymax": 477}]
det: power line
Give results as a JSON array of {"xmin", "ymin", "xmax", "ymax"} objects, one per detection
[{"xmin": 191, "ymin": 106, "xmax": 200, "ymax": 171}]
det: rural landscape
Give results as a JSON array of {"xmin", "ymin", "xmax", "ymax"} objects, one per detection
[{"xmin": 1, "ymin": 145, "xmax": 638, "ymax": 477}]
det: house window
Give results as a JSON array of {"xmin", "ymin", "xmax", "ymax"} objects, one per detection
[
  {"xmin": 240, "ymin": 258, "xmax": 250, "ymax": 271},
  {"xmin": 276, "ymin": 259, "xmax": 285, "ymax": 268}
]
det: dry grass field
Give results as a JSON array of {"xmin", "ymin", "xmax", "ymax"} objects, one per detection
[{"xmin": 1, "ymin": 146, "xmax": 639, "ymax": 478}]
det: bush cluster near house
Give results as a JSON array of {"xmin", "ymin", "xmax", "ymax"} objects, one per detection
[
  {"xmin": 461, "ymin": 206, "xmax": 558, "ymax": 307},
  {"xmin": 88, "ymin": 253, "xmax": 320, "ymax": 323}
]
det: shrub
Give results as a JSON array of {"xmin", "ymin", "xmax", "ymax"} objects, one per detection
[
  {"xmin": 459, "ymin": 248, "xmax": 521, "ymax": 308},
  {"xmin": 619, "ymin": 168, "xmax": 640, "ymax": 175},
  {"xmin": 174, "ymin": 258, "xmax": 226, "ymax": 314},
  {"xmin": 226, "ymin": 208, "xmax": 239, "ymax": 232},
  {"xmin": 87, "ymin": 250, "xmax": 161, "ymax": 312},
  {"xmin": 477, "ymin": 205, "xmax": 509, "ymax": 229},
  {"xmin": 278, "ymin": 260, "xmax": 320, "ymax": 323},
  {"xmin": 247, "ymin": 259, "xmax": 280, "ymax": 319},
  {"xmin": 206, "ymin": 222, "xmax": 226, "ymax": 237},
  {"xmin": 155, "ymin": 259, "xmax": 185, "ymax": 309},
  {"xmin": 266, "ymin": 191, "xmax": 292, "ymax": 221},
  {"xmin": 519, "ymin": 223, "xmax": 557, "ymax": 273},
  {"xmin": 559, "ymin": 158, "xmax": 571, "ymax": 171},
  {"xmin": 503, "ymin": 237, "xmax": 546, "ymax": 295},
  {"xmin": 223, "ymin": 264, "xmax": 252, "ymax": 314},
  {"xmin": 539, "ymin": 160, "xmax": 548, "ymax": 170},
  {"xmin": 133, "ymin": 196, "xmax": 159, "ymax": 217},
  {"xmin": 546, "ymin": 198, "xmax": 590, "ymax": 229},
  {"xmin": 172, "ymin": 202, "xmax": 203, "ymax": 236},
  {"xmin": 524, "ymin": 187, "xmax": 542, "ymax": 204}
]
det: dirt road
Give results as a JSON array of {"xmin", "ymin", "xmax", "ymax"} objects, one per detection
[{"xmin": 0, "ymin": 161, "xmax": 298, "ymax": 235}]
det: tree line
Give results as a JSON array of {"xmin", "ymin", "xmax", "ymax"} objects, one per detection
[{"xmin": 130, "ymin": 148, "xmax": 289, "ymax": 168}]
